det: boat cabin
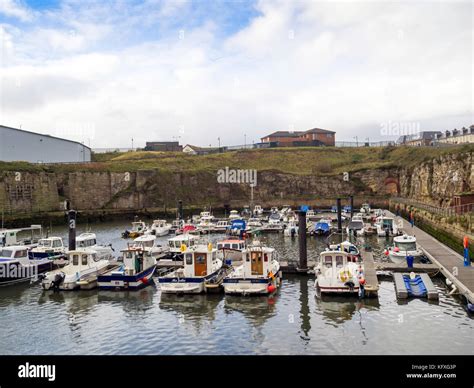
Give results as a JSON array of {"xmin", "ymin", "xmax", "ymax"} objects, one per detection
[
  {"xmin": 217, "ymin": 239, "xmax": 245, "ymax": 252},
  {"xmin": 393, "ymin": 235, "xmax": 417, "ymax": 251},
  {"xmin": 152, "ymin": 220, "xmax": 167, "ymax": 228},
  {"xmin": 183, "ymin": 244, "xmax": 218, "ymax": 277},
  {"xmin": 76, "ymin": 233, "xmax": 98, "ymax": 248},
  {"xmin": 0, "ymin": 225, "xmax": 42, "ymax": 248},
  {"xmin": 0, "ymin": 246, "xmax": 29, "ymax": 262},
  {"xmin": 131, "ymin": 235, "xmax": 156, "ymax": 249},
  {"xmin": 328, "ymin": 241, "xmax": 360, "ymax": 258},
  {"xmin": 242, "ymin": 242, "xmax": 276, "ymax": 277},
  {"xmin": 67, "ymin": 249, "xmax": 102, "ymax": 269},
  {"xmin": 131, "ymin": 221, "xmax": 147, "ymax": 232},
  {"xmin": 36, "ymin": 237, "xmax": 64, "ymax": 250},
  {"xmin": 348, "ymin": 220, "xmax": 364, "ymax": 230},
  {"xmin": 319, "ymin": 250, "xmax": 352, "ymax": 269},
  {"xmin": 168, "ymin": 234, "xmax": 200, "ymax": 253},
  {"xmin": 121, "ymin": 246, "xmax": 156, "ymax": 276},
  {"xmin": 377, "ymin": 216, "xmax": 394, "ymax": 228}
]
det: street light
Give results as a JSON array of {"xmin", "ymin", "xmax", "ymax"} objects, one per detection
[
  {"xmin": 354, "ymin": 136, "xmax": 359, "ymax": 147},
  {"xmin": 244, "ymin": 134, "xmax": 247, "ymax": 148},
  {"xmin": 131, "ymin": 137, "xmax": 134, "ymax": 151}
]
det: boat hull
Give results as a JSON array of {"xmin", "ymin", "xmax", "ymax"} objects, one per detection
[
  {"xmin": 0, "ymin": 260, "xmax": 52, "ymax": 287},
  {"xmin": 98, "ymin": 265, "xmax": 156, "ymax": 290},
  {"xmin": 223, "ymin": 274, "xmax": 282, "ymax": 296},
  {"xmin": 158, "ymin": 270, "xmax": 221, "ymax": 294}
]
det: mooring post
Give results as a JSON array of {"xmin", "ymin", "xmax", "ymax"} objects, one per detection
[
  {"xmin": 298, "ymin": 210, "xmax": 307, "ymax": 272},
  {"xmin": 336, "ymin": 198, "xmax": 342, "ymax": 233},
  {"xmin": 349, "ymin": 195, "xmax": 354, "ymax": 219},
  {"xmin": 68, "ymin": 210, "xmax": 77, "ymax": 251},
  {"xmin": 178, "ymin": 200, "xmax": 183, "ymax": 220}
]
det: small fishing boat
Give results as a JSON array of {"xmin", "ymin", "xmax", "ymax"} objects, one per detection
[
  {"xmin": 266, "ymin": 212, "xmax": 283, "ymax": 232},
  {"xmin": 0, "ymin": 225, "xmax": 43, "ymax": 248},
  {"xmin": 214, "ymin": 220, "xmax": 231, "ymax": 233},
  {"xmin": 98, "ymin": 235, "xmax": 167, "ymax": 290},
  {"xmin": 167, "ymin": 233, "xmax": 200, "ymax": 259},
  {"xmin": 198, "ymin": 211, "xmax": 215, "ymax": 227},
  {"xmin": 306, "ymin": 209, "xmax": 318, "ymax": 221},
  {"xmin": 284, "ymin": 219, "xmax": 298, "ymax": 237},
  {"xmin": 122, "ymin": 221, "xmax": 148, "ymax": 239},
  {"xmin": 176, "ymin": 224, "xmax": 197, "ymax": 235},
  {"xmin": 241, "ymin": 206, "xmax": 252, "ymax": 218},
  {"xmin": 346, "ymin": 218, "xmax": 364, "ymax": 236},
  {"xmin": 314, "ymin": 249, "xmax": 365, "ymax": 295},
  {"xmin": 313, "ymin": 219, "xmax": 332, "ymax": 236},
  {"xmin": 228, "ymin": 210, "xmax": 241, "ymax": 221},
  {"xmin": 76, "ymin": 233, "xmax": 115, "ymax": 260},
  {"xmin": 375, "ymin": 216, "xmax": 400, "ymax": 237},
  {"xmin": 360, "ymin": 203, "xmax": 371, "ymax": 214},
  {"xmin": 217, "ymin": 238, "xmax": 246, "ymax": 265},
  {"xmin": 28, "ymin": 237, "xmax": 66, "ymax": 260},
  {"xmin": 0, "ymin": 246, "xmax": 53, "ymax": 286},
  {"xmin": 41, "ymin": 248, "xmax": 112, "ymax": 291},
  {"xmin": 158, "ymin": 243, "xmax": 223, "ymax": 294},
  {"xmin": 223, "ymin": 240, "xmax": 282, "ymax": 295},
  {"xmin": 170, "ymin": 219, "xmax": 184, "ymax": 234},
  {"xmin": 253, "ymin": 205, "xmax": 264, "ymax": 216},
  {"xmin": 328, "ymin": 240, "xmax": 360, "ymax": 258},
  {"xmin": 247, "ymin": 218, "xmax": 263, "ymax": 228},
  {"xmin": 149, "ymin": 219, "xmax": 172, "ymax": 237},
  {"xmin": 385, "ymin": 235, "xmax": 424, "ymax": 264}
]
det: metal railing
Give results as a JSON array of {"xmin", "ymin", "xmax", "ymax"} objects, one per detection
[{"xmin": 390, "ymin": 197, "xmax": 474, "ymax": 217}]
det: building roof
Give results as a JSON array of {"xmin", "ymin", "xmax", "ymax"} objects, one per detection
[
  {"xmin": 0, "ymin": 124, "xmax": 91, "ymax": 150},
  {"xmin": 262, "ymin": 127, "xmax": 335, "ymax": 139},
  {"xmin": 183, "ymin": 144, "xmax": 219, "ymax": 152}
]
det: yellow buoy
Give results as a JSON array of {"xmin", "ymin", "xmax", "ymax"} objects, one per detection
[{"xmin": 180, "ymin": 244, "xmax": 187, "ymax": 252}]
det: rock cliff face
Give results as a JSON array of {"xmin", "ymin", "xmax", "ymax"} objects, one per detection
[
  {"xmin": 399, "ymin": 151, "xmax": 474, "ymax": 206},
  {"xmin": 0, "ymin": 151, "xmax": 472, "ymax": 214}
]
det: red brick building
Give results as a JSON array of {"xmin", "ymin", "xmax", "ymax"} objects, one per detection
[{"xmin": 260, "ymin": 128, "xmax": 335, "ymax": 147}]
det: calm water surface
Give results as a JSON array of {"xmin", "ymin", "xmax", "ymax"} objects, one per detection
[{"xmin": 0, "ymin": 221, "xmax": 472, "ymax": 355}]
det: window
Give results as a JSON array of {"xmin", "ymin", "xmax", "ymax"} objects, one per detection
[
  {"xmin": 81, "ymin": 255, "xmax": 88, "ymax": 265},
  {"xmin": 264, "ymin": 253, "xmax": 268, "ymax": 262},
  {"xmin": 324, "ymin": 256, "xmax": 332, "ymax": 268},
  {"xmin": 14, "ymin": 250, "xmax": 27, "ymax": 258},
  {"xmin": 53, "ymin": 240, "xmax": 62, "ymax": 248},
  {"xmin": 72, "ymin": 255, "xmax": 79, "ymax": 265},
  {"xmin": 246, "ymin": 254, "xmax": 250, "ymax": 262},
  {"xmin": 185, "ymin": 253, "xmax": 193, "ymax": 265},
  {"xmin": 336, "ymin": 256, "xmax": 344, "ymax": 268},
  {"xmin": 232, "ymin": 244, "xmax": 238, "ymax": 250},
  {"xmin": 0, "ymin": 249, "xmax": 13, "ymax": 258}
]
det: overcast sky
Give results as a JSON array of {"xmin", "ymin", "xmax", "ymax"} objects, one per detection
[{"xmin": 0, "ymin": 0, "xmax": 472, "ymax": 148}]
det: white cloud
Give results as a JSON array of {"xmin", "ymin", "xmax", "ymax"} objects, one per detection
[
  {"xmin": 0, "ymin": 0, "xmax": 472, "ymax": 147},
  {"xmin": 0, "ymin": 0, "xmax": 33, "ymax": 21}
]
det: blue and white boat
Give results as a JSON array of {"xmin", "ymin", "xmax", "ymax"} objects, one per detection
[
  {"xmin": 0, "ymin": 246, "xmax": 53, "ymax": 286},
  {"xmin": 98, "ymin": 235, "xmax": 168, "ymax": 290},
  {"xmin": 158, "ymin": 243, "xmax": 223, "ymax": 294},
  {"xmin": 313, "ymin": 219, "xmax": 332, "ymax": 236},
  {"xmin": 223, "ymin": 240, "xmax": 282, "ymax": 295},
  {"xmin": 28, "ymin": 237, "xmax": 66, "ymax": 260}
]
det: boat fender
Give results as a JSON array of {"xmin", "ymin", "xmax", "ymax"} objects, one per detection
[
  {"xmin": 467, "ymin": 303, "xmax": 474, "ymax": 313},
  {"xmin": 344, "ymin": 281, "xmax": 355, "ymax": 291},
  {"xmin": 267, "ymin": 284, "xmax": 276, "ymax": 294}
]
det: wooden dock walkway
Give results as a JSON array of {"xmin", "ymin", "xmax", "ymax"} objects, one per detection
[
  {"xmin": 360, "ymin": 250, "xmax": 379, "ymax": 296},
  {"xmin": 386, "ymin": 210, "xmax": 474, "ymax": 304}
]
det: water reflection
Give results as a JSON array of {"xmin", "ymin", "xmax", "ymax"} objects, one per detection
[
  {"xmin": 98, "ymin": 285, "xmax": 156, "ymax": 312},
  {"xmin": 159, "ymin": 293, "xmax": 222, "ymax": 323},
  {"xmin": 316, "ymin": 295, "xmax": 380, "ymax": 327},
  {"xmin": 223, "ymin": 294, "xmax": 278, "ymax": 327}
]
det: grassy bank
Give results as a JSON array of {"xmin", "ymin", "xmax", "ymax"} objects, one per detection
[{"xmin": 1, "ymin": 144, "xmax": 472, "ymax": 175}]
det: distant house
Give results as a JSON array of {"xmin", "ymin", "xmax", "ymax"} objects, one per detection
[
  {"xmin": 260, "ymin": 127, "xmax": 335, "ymax": 147},
  {"xmin": 182, "ymin": 144, "xmax": 220, "ymax": 155},
  {"xmin": 396, "ymin": 131, "xmax": 442, "ymax": 146},
  {"xmin": 436, "ymin": 125, "xmax": 474, "ymax": 145},
  {"xmin": 144, "ymin": 141, "xmax": 182, "ymax": 152}
]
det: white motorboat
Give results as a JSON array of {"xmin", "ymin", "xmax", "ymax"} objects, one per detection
[
  {"xmin": 122, "ymin": 221, "xmax": 148, "ymax": 238},
  {"xmin": 360, "ymin": 203, "xmax": 371, "ymax": 214},
  {"xmin": 346, "ymin": 219, "xmax": 365, "ymax": 236},
  {"xmin": 158, "ymin": 243, "xmax": 223, "ymax": 294},
  {"xmin": 0, "ymin": 225, "xmax": 43, "ymax": 248},
  {"xmin": 214, "ymin": 220, "xmax": 231, "ymax": 232},
  {"xmin": 284, "ymin": 219, "xmax": 298, "ymax": 237},
  {"xmin": 41, "ymin": 248, "xmax": 111, "ymax": 291},
  {"xmin": 314, "ymin": 249, "xmax": 365, "ymax": 295},
  {"xmin": 198, "ymin": 211, "xmax": 215, "ymax": 227},
  {"xmin": 253, "ymin": 205, "xmax": 264, "ymax": 216},
  {"xmin": 247, "ymin": 218, "xmax": 263, "ymax": 228},
  {"xmin": 306, "ymin": 210, "xmax": 318, "ymax": 222},
  {"xmin": 228, "ymin": 210, "xmax": 241, "ymax": 221},
  {"xmin": 149, "ymin": 219, "xmax": 172, "ymax": 237},
  {"xmin": 312, "ymin": 218, "xmax": 332, "ymax": 236},
  {"xmin": 167, "ymin": 233, "xmax": 200, "ymax": 259},
  {"xmin": 0, "ymin": 246, "xmax": 53, "ymax": 286},
  {"xmin": 98, "ymin": 235, "xmax": 167, "ymax": 290},
  {"xmin": 375, "ymin": 216, "xmax": 400, "ymax": 237},
  {"xmin": 386, "ymin": 235, "xmax": 424, "ymax": 264},
  {"xmin": 28, "ymin": 237, "xmax": 66, "ymax": 260},
  {"xmin": 328, "ymin": 240, "xmax": 360, "ymax": 257},
  {"xmin": 223, "ymin": 240, "xmax": 282, "ymax": 295},
  {"xmin": 75, "ymin": 233, "xmax": 115, "ymax": 261}
]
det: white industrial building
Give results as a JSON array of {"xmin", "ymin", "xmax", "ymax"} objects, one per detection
[{"xmin": 0, "ymin": 125, "xmax": 91, "ymax": 163}]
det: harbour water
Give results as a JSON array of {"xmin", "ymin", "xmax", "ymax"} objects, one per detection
[{"xmin": 0, "ymin": 221, "xmax": 472, "ymax": 355}]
